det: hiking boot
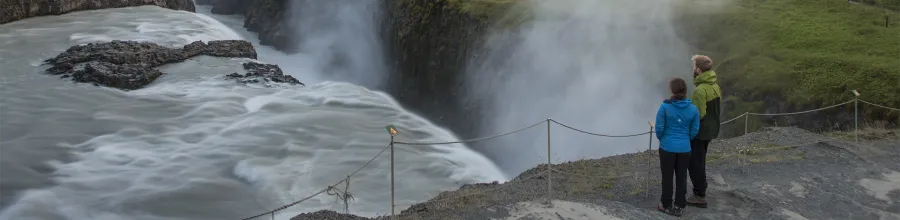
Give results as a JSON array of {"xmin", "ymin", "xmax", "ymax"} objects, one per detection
[
  {"xmin": 658, "ymin": 204, "xmax": 684, "ymax": 217},
  {"xmin": 687, "ymin": 195, "xmax": 708, "ymax": 208}
]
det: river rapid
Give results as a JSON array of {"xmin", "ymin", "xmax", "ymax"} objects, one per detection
[{"xmin": 0, "ymin": 5, "xmax": 505, "ymax": 220}]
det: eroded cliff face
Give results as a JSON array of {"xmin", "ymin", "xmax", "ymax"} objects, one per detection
[
  {"xmin": 195, "ymin": 0, "xmax": 297, "ymax": 52},
  {"xmin": 382, "ymin": 0, "xmax": 519, "ymax": 139},
  {"xmin": 0, "ymin": 0, "xmax": 196, "ymax": 24}
]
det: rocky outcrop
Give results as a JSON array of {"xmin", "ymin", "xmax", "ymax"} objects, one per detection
[
  {"xmin": 44, "ymin": 40, "xmax": 299, "ymax": 90},
  {"xmin": 225, "ymin": 62, "xmax": 304, "ymax": 86},
  {"xmin": 0, "ymin": 0, "xmax": 196, "ymax": 24},
  {"xmin": 195, "ymin": 0, "xmax": 296, "ymax": 52}
]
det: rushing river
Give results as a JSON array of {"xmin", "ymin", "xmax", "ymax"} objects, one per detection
[{"xmin": 0, "ymin": 5, "xmax": 504, "ymax": 220}]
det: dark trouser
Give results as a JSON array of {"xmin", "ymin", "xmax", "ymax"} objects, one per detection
[
  {"xmin": 659, "ymin": 148, "xmax": 690, "ymax": 208},
  {"xmin": 689, "ymin": 139, "xmax": 711, "ymax": 197}
]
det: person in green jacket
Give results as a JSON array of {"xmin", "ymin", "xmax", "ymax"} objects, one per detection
[{"xmin": 686, "ymin": 55, "xmax": 721, "ymax": 208}]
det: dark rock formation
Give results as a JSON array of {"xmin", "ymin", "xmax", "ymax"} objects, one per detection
[
  {"xmin": 0, "ymin": 0, "xmax": 196, "ymax": 24},
  {"xmin": 44, "ymin": 40, "xmax": 281, "ymax": 90},
  {"xmin": 225, "ymin": 62, "xmax": 304, "ymax": 86},
  {"xmin": 195, "ymin": 0, "xmax": 297, "ymax": 52}
]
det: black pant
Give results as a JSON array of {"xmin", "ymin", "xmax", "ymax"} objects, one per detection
[
  {"xmin": 689, "ymin": 139, "xmax": 711, "ymax": 197},
  {"xmin": 659, "ymin": 149, "xmax": 690, "ymax": 208}
]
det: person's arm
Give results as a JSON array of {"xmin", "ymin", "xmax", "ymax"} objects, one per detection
[
  {"xmin": 655, "ymin": 104, "xmax": 666, "ymax": 140},
  {"xmin": 690, "ymin": 106, "xmax": 700, "ymax": 139},
  {"xmin": 691, "ymin": 87, "xmax": 708, "ymax": 119}
]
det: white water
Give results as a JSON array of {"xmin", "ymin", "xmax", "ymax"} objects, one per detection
[
  {"xmin": 0, "ymin": 5, "xmax": 504, "ymax": 220},
  {"xmin": 466, "ymin": 0, "xmax": 691, "ymax": 174}
]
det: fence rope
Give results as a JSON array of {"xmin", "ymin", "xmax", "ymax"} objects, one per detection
[
  {"xmin": 748, "ymin": 100, "xmax": 854, "ymax": 116},
  {"xmin": 235, "ymin": 97, "xmax": 899, "ymax": 219},
  {"xmin": 860, "ymin": 99, "xmax": 900, "ymax": 111},
  {"xmin": 393, "ymin": 120, "xmax": 546, "ymax": 145},
  {"xmin": 239, "ymin": 143, "xmax": 392, "ymax": 220},
  {"xmin": 720, "ymin": 112, "xmax": 747, "ymax": 125},
  {"xmin": 550, "ymin": 119, "xmax": 651, "ymax": 137}
]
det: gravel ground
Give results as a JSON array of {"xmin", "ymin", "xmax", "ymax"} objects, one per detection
[{"xmin": 288, "ymin": 127, "xmax": 899, "ymax": 220}]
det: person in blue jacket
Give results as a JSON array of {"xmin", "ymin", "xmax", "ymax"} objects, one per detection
[{"xmin": 654, "ymin": 77, "xmax": 700, "ymax": 217}]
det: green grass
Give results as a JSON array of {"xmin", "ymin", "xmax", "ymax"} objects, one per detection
[{"xmin": 675, "ymin": 0, "xmax": 900, "ymax": 122}]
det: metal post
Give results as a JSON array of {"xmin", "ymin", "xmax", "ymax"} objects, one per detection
[
  {"xmin": 855, "ymin": 97, "xmax": 859, "ymax": 143},
  {"xmin": 743, "ymin": 112, "xmax": 749, "ymax": 135},
  {"xmin": 390, "ymin": 136, "xmax": 395, "ymax": 219},
  {"xmin": 345, "ymin": 175, "xmax": 350, "ymax": 214},
  {"xmin": 546, "ymin": 119, "xmax": 552, "ymax": 205},
  {"xmin": 646, "ymin": 126, "xmax": 653, "ymax": 198}
]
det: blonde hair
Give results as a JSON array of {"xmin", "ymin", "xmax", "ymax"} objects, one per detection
[{"xmin": 692, "ymin": 55, "xmax": 713, "ymax": 72}]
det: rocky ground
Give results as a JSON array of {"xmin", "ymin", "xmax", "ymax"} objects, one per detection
[
  {"xmin": 287, "ymin": 127, "xmax": 900, "ymax": 220},
  {"xmin": 0, "ymin": 0, "xmax": 196, "ymax": 24},
  {"xmin": 43, "ymin": 40, "xmax": 302, "ymax": 90}
]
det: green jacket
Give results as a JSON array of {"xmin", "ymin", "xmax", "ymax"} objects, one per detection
[{"xmin": 691, "ymin": 70, "xmax": 722, "ymax": 140}]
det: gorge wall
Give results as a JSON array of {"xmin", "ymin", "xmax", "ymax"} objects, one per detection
[
  {"xmin": 380, "ymin": 0, "xmax": 510, "ymax": 139},
  {"xmin": 0, "ymin": 0, "xmax": 196, "ymax": 24},
  {"xmin": 193, "ymin": 0, "xmax": 295, "ymax": 52}
]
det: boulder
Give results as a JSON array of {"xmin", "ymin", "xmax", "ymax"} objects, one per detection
[
  {"xmin": 225, "ymin": 62, "xmax": 304, "ymax": 86},
  {"xmin": 0, "ymin": 0, "xmax": 196, "ymax": 24}
]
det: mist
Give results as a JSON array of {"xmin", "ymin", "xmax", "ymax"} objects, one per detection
[
  {"xmin": 286, "ymin": 0, "xmax": 387, "ymax": 88},
  {"xmin": 466, "ymin": 0, "xmax": 694, "ymax": 175}
]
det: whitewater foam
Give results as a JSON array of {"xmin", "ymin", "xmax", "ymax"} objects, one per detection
[{"xmin": 0, "ymin": 5, "xmax": 504, "ymax": 220}]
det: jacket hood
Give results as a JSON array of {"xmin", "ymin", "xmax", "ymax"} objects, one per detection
[
  {"xmin": 694, "ymin": 70, "xmax": 717, "ymax": 85},
  {"xmin": 664, "ymin": 98, "xmax": 694, "ymax": 109}
]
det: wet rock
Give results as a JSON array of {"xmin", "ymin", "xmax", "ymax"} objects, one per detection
[
  {"xmin": 204, "ymin": 40, "xmax": 257, "ymax": 58},
  {"xmin": 72, "ymin": 62, "xmax": 164, "ymax": 90},
  {"xmin": 44, "ymin": 40, "xmax": 268, "ymax": 90},
  {"xmin": 224, "ymin": 62, "xmax": 304, "ymax": 86},
  {"xmin": 0, "ymin": 0, "xmax": 196, "ymax": 24}
]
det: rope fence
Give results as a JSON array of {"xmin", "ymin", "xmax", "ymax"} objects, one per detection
[{"xmin": 239, "ymin": 95, "xmax": 898, "ymax": 220}]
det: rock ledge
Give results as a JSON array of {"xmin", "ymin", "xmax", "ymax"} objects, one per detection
[{"xmin": 44, "ymin": 40, "xmax": 302, "ymax": 89}]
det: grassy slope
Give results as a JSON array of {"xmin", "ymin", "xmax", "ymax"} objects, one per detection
[
  {"xmin": 431, "ymin": 0, "xmax": 898, "ymax": 131},
  {"xmin": 676, "ymin": 0, "xmax": 900, "ymax": 124}
]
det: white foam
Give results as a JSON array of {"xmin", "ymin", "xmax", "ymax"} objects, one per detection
[{"xmin": 0, "ymin": 5, "xmax": 506, "ymax": 220}]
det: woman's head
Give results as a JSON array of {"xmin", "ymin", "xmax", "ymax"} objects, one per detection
[{"xmin": 669, "ymin": 78, "xmax": 687, "ymax": 100}]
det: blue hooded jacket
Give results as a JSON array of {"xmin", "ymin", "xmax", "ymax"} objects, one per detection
[{"xmin": 655, "ymin": 98, "xmax": 700, "ymax": 153}]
